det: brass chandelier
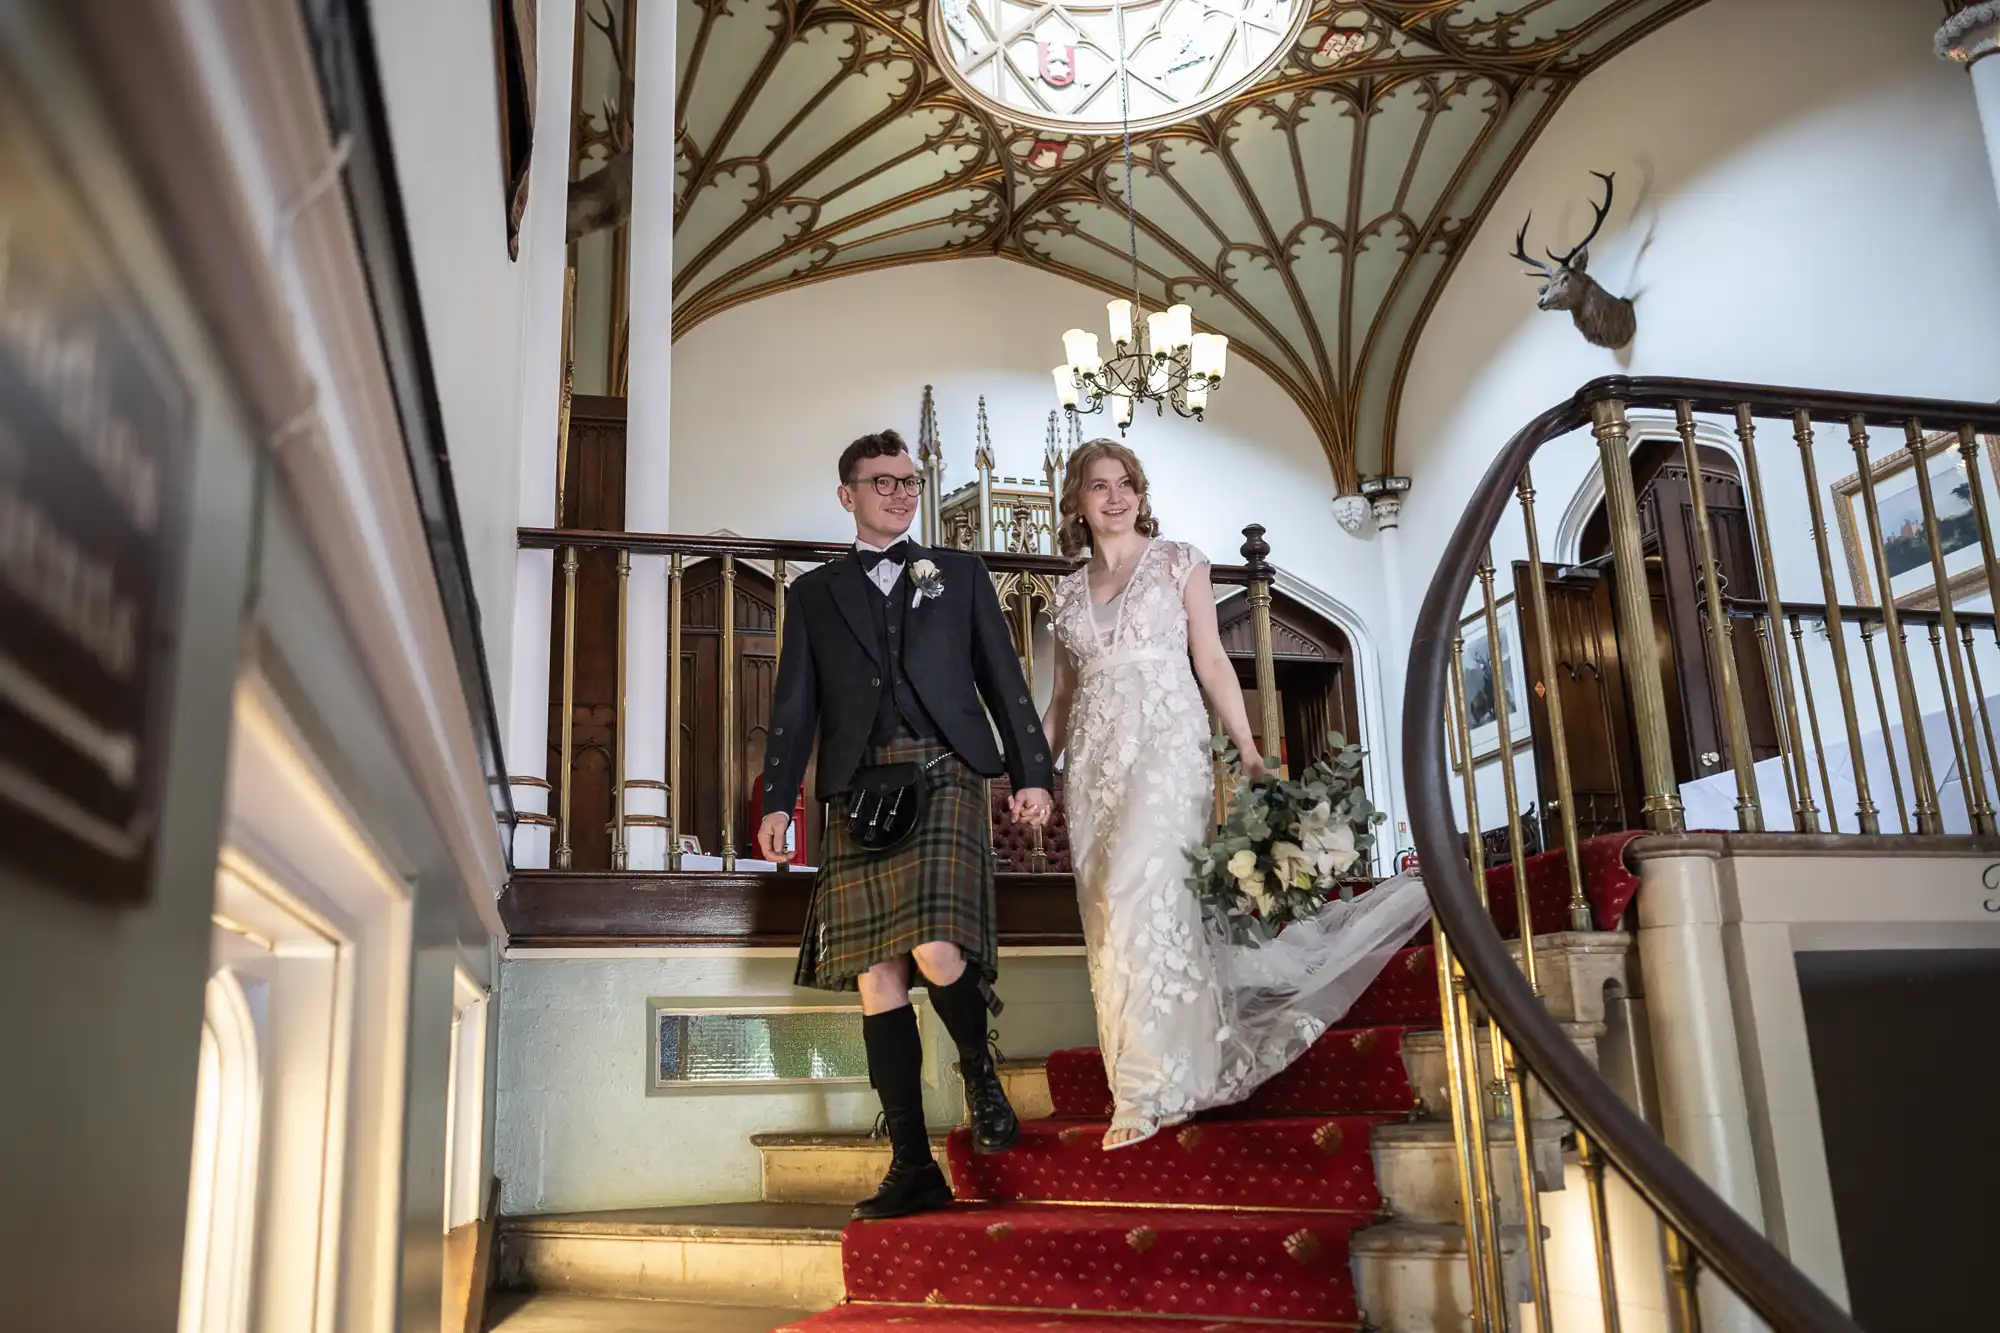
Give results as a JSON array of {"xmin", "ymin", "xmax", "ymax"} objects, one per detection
[{"xmin": 1052, "ymin": 2, "xmax": 1227, "ymax": 432}]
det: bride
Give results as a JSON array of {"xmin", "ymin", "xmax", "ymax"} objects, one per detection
[{"xmin": 1038, "ymin": 439, "xmax": 1433, "ymax": 1149}]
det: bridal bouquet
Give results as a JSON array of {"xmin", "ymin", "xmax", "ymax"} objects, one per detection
[{"xmin": 1185, "ymin": 732, "xmax": 1386, "ymax": 945}]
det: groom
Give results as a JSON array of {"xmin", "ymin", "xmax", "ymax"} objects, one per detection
[{"xmin": 758, "ymin": 428, "xmax": 1055, "ymax": 1220}]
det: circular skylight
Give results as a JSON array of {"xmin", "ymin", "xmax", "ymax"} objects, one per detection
[{"xmin": 932, "ymin": 0, "xmax": 1309, "ymax": 134}]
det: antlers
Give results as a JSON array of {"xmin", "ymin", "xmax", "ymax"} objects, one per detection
[
  {"xmin": 1513, "ymin": 170, "xmax": 1617, "ymax": 275},
  {"xmin": 585, "ymin": 0, "xmax": 633, "ymax": 155}
]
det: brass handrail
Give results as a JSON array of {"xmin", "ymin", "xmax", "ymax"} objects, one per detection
[{"xmin": 1405, "ymin": 373, "xmax": 2000, "ymax": 1333}]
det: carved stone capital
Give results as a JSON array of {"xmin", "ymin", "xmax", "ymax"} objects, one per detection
[
  {"xmin": 1368, "ymin": 496, "xmax": 1404, "ymax": 531},
  {"xmin": 1331, "ymin": 494, "xmax": 1371, "ymax": 535},
  {"xmin": 1938, "ymin": 2, "xmax": 2000, "ymax": 66}
]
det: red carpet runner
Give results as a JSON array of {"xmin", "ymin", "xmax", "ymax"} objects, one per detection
[{"xmin": 781, "ymin": 835, "xmax": 1643, "ymax": 1330}]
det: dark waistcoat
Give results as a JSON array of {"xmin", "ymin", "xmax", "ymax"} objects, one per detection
[{"xmin": 864, "ymin": 571, "xmax": 938, "ymax": 744}]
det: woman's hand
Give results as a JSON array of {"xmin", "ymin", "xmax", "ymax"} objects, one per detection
[{"xmin": 1239, "ymin": 752, "xmax": 1269, "ymax": 783}]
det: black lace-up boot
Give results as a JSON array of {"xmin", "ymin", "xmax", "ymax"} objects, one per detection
[
  {"xmin": 854, "ymin": 1006, "xmax": 952, "ymax": 1220},
  {"xmin": 927, "ymin": 969, "xmax": 1020, "ymax": 1155}
]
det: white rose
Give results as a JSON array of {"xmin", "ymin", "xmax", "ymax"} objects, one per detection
[
  {"xmin": 910, "ymin": 558, "xmax": 940, "ymax": 581},
  {"xmin": 1226, "ymin": 849, "xmax": 1259, "ymax": 882}
]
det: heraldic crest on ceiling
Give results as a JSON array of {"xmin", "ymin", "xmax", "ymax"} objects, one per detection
[{"xmin": 670, "ymin": 0, "xmax": 1708, "ymax": 488}]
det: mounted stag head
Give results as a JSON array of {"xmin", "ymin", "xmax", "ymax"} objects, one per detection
[
  {"xmin": 1511, "ymin": 170, "xmax": 1636, "ymax": 350},
  {"xmin": 566, "ymin": 0, "xmax": 635, "ymax": 244}
]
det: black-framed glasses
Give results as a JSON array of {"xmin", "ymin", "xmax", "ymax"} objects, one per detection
[{"xmin": 854, "ymin": 474, "xmax": 924, "ymax": 497}]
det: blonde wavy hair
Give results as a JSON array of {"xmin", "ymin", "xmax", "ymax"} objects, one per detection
[{"xmin": 1058, "ymin": 438, "xmax": 1160, "ymax": 558}]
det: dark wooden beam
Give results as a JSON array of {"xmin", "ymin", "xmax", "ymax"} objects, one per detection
[{"xmin": 501, "ymin": 870, "xmax": 1084, "ymax": 946}]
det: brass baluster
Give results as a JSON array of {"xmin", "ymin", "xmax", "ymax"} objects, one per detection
[
  {"xmin": 1789, "ymin": 615, "xmax": 1840, "ymax": 834},
  {"xmin": 613, "ymin": 549, "xmax": 631, "ymax": 870},
  {"xmin": 1479, "ymin": 534, "xmax": 1552, "ymax": 1329},
  {"xmin": 1962, "ymin": 622, "xmax": 2000, "ymax": 792},
  {"xmin": 1518, "ymin": 468, "xmax": 1589, "ymax": 928},
  {"xmin": 1753, "ymin": 618, "xmax": 1801, "ymax": 822},
  {"xmin": 1666, "ymin": 1227, "xmax": 1704, "ymax": 1333},
  {"xmin": 557, "ymin": 545, "xmax": 579, "ymax": 870},
  {"xmin": 1850, "ymin": 415, "xmax": 1941, "ymax": 832},
  {"xmin": 1959, "ymin": 423, "xmax": 2000, "ymax": 688},
  {"xmin": 1593, "ymin": 399, "xmax": 1684, "ymax": 831},
  {"xmin": 667, "ymin": 552, "xmax": 685, "ymax": 870},
  {"xmin": 1448, "ymin": 647, "xmax": 1508, "ymax": 1330},
  {"xmin": 1910, "ymin": 420, "xmax": 1994, "ymax": 832},
  {"xmin": 722, "ymin": 554, "xmax": 740, "ymax": 871},
  {"xmin": 1857, "ymin": 619, "xmax": 1910, "ymax": 834},
  {"xmin": 1577, "ymin": 1130, "xmax": 1624, "ymax": 1333},
  {"xmin": 1678, "ymin": 402, "xmax": 1762, "ymax": 832},
  {"xmin": 1795, "ymin": 411, "xmax": 1878, "ymax": 832},
  {"xmin": 1928, "ymin": 620, "xmax": 1976, "ymax": 827},
  {"xmin": 1736, "ymin": 406, "xmax": 1816, "ymax": 830},
  {"xmin": 773, "ymin": 556, "xmax": 789, "ymax": 871}
]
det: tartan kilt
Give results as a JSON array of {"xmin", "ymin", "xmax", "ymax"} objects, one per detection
[{"xmin": 795, "ymin": 731, "xmax": 998, "ymax": 998}]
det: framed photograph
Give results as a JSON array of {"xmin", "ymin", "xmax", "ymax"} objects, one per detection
[
  {"xmin": 677, "ymin": 834, "xmax": 704, "ymax": 856},
  {"xmin": 1833, "ymin": 430, "xmax": 2000, "ymax": 610},
  {"xmin": 1456, "ymin": 597, "xmax": 1529, "ymax": 766}
]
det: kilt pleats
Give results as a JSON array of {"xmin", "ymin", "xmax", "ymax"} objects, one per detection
[{"xmin": 795, "ymin": 732, "xmax": 997, "ymax": 997}]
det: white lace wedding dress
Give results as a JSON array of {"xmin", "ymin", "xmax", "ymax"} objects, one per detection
[{"xmin": 1054, "ymin": 537, "xmax": 1433, "ymax": 1133}]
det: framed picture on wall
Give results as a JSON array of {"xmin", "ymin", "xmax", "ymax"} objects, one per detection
[
  {"xmin": 1833, "ymin": 429, "xmax": 2000, "ymax": 610},
  {"xmin": 1455, "ymin": 597, "xmax": 1529, "ymax": 767}
]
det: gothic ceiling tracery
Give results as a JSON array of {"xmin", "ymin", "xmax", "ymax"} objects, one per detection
[{"xmin": 668, "ymin": 0, "xmax": 1711, "ymax": 490}]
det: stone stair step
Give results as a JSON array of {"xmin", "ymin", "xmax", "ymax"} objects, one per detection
[
  {"xmin": 997, "ymin": 1058, "xmax": 1053, "ymax": 1120},
  {"xmin": 752, "ymin": 1131, "xmax": 953, "ymax": 1205},
  {"xmin": 495, "ymin": 1203, "xmax": 848, "ymax": 1311},
  {"xmin": 487, "ymin": 1292, "xmax": 813, "ymax": 1333},
  {"xmin": 1368, "ymin": 1118, "xmax": 1568, "ymax": 1226},
  {"xmin": 1350, "ymin": 1221, "xmax": 1534, "ymax": 1333},
  {"xmin": 1402, "ymin": 1021, "xmax": 1604, "ymax": 1123}
]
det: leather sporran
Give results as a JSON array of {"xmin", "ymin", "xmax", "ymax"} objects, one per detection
[{"xmin": 844, "ymin": 753, "xmax": 949, "ymax": 853}]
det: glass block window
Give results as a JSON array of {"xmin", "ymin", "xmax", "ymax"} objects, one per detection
[{"xmin": 651, "ymin": 1006, "xmax": 870, "ymax": 1088}]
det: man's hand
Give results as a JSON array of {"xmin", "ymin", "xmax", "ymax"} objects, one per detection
[
  {"xmin": 757, "ymin": 812, "xmax": 794, "ymax": 863},
  {"xmin": 1010, "ymin": 787, "xmax": 1055, "ymax": 827},
  {"xmin": 1240, "ymin": 752, "xmax": 1270, "ymax": 783}
]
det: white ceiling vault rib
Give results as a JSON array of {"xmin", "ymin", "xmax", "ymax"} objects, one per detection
[{"xmin": 670, "ymin": 0, "xmax": 1709, "ymax": 490}]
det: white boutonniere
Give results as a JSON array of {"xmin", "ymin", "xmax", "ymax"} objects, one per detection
[{"xmin": 909, "ymin": 557, "xmax": 944, "ymax": 608}]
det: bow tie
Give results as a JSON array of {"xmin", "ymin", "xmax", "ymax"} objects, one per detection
[{"xmin": 856, "ymin": 542, "xmax": 910, "ymax": 572}]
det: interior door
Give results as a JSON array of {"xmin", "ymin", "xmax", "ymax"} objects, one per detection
[{"xmin": 1513, "ymin": 561, "xmax": 1644, "ymax": 841}]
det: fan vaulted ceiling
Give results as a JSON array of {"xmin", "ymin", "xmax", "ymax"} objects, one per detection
[{"xmin": 670, "ymin": 0, "xmax": 1708, "ymax": 490}]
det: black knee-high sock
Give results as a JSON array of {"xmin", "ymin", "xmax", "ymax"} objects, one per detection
[
  {"xmin": 924, "ymin": 968, "xmax": 992, "ymax": 1063},
  {"xmin": 861, "ymin": 1004, "xmax": 926, "ymax": 1123}
]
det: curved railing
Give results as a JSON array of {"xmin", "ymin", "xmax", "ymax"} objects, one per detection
[{"xmin": 1405, "ymin": 377, "xmax": 2000, "ymax": 1331}]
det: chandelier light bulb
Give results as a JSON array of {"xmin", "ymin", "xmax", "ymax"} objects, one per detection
[
  {"xmin": 1190, "ymin": 331, "xmax": 1228, "ymax": 381},
  {"xmin": 1106, "ymin": 299, "xmax": 1134, "ymax": 348},
  {"xmin": 1052, "ymin": 366, "xmax": 1080, "ymax": 408},
  {"xmin": 1147, "ymin": 359, "xmax": 1170, "ymax": 397},
  {"xmin": 1145, "ymin": 309, "xmax": 1171, "ymax": 357},
  {"xmin": 1165, "ymin": 303, "xmax": 1193, "ymax": 351},
  {"xmin": 1112, "ymin": 391, "xmax": 1135, "ymax": 427},
  {"xmin": 1063, "ymin": 328, "xmax": 1103, "ymax": 375},
  {"xmin": 1184, "ymin": 383, "xmax": 1208, "ymax": 413}
]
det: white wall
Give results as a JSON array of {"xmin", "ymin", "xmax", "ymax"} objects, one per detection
[
  {"xmin": 372, "ymin": 0, "xmax": 540, "ymax": 710},
  {"xmin": 1394, "ymin": 0, "xmax": 2000, "ymax": 830}
]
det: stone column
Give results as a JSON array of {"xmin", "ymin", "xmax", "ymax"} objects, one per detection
[
  {"xmin": 1939, "ymin": 3, "xmax": 2000, "ymax": 210},
  {"xmin": 506, "ymin": 0, "xmax": 579, "ymax": 870},
  {"xmin": 620, "ymin": 0, "xmax": 678, "ymax": 869}
]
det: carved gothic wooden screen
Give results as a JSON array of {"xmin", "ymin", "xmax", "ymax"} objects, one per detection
[
  {"xmin": 1513, "ymin": 563, "xmax": 1643, "ymax": 842},
  {"xmin": 1214, "ymin": 590, "xmax": 1359, "ymax": 780},
  {"xmin": 675, "ymin": 559, "xmax": 781, "ymax": 860},
  {"xmin": 545, "ymin": 394, "xmax": 626, "ymax": 871}
]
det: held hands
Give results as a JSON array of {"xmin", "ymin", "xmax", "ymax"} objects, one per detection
[
  {"xmin": 1010, "ymin": 786, "xmax": 1055, "ymax": 827},
  {"xmin": 757, "ymin": 812, "xmax": 794, "ymax": 864}
]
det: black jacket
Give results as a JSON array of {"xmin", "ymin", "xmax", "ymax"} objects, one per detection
[{"xmin": 762, "ymin": 544, "xmax": 1055, "ymax": 813}]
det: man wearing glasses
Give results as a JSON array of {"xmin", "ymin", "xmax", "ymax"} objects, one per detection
[{"xmin": 759, "ymin": 428, "xmax": 1054, "ymax": 1220}]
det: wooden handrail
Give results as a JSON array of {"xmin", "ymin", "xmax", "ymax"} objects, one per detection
[{"xmin": 1397, "ymin": 376, "xmax": 1981, "ymax": 1332}]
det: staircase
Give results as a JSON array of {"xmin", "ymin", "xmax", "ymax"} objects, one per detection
[{"xmin": 493, "ymin": 838, "xmax": 1642, "ymax": 1331}]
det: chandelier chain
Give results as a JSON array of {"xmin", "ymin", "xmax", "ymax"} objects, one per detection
[{"xmin": 1115, "ymin": 1, "xmax": 1140, "ymax": 318}]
